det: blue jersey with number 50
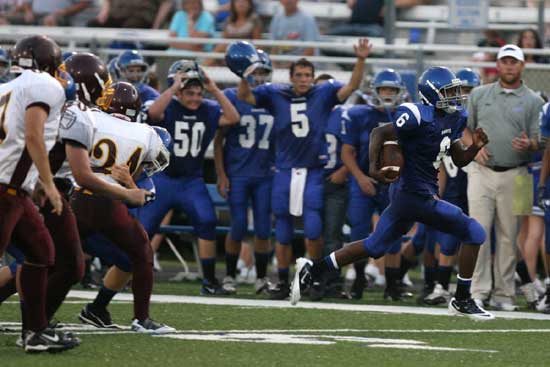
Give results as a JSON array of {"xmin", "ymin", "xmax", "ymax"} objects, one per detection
[
  {"xmin": 392, "ymin": 102, "xmax": 466, "ymax": 196},
  {"xmin": 222, "ymin": 88, "xmax": 274, "ymax": 177},
  {"xmin": 162, "ymin": 98, "xmax": 221, "ymax": 178},
  {"xmin": 252, "ymin": 81, "xmax": 344, "ymax": 169}
]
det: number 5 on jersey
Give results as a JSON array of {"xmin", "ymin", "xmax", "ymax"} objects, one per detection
[
  {"xmin": 174, "ymin": 121, "xmax": 205, "ymax": 157},
  {"xmin": 291, "ymin": 103, "xmax": 309, "ymax": 137}
]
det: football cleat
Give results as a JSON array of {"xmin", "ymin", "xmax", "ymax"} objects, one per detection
[
  {"xmin": 519, "ymin": 282, "xmax": 538, "ymax": 310},
  {"xmin": 131, "ymin": 318, "xmax": 175, "ymax": 334},
  {"xmin": 416, "ymin": 283, "xmax": 435, "ymax": 304},
  {"xmin": 448, "ymin": 297, "xmax": 495, "ymax": 321},
  {"xmin": 309, "ymin": 280, "xmax": 324, "ymax": 301},
  {"xmin": 268, "ymin": 281, "xmax": 290, "ymax": 300},
  {"xmin": 254, "ymin": 277, "xmax": 271, "ymax": 294},
  {"xmin": 290, "ymin": 257, "xmax": 313, "ymax": 305},
  {"xmin": 488, "ymin": 298, "xmax": 519, "ymax": 311},
  {"xmin": 79, "ymin": 303, "xmax": 121, "ymax": 329},
  {"xmin": 222, "ymin": 276, "xmax": 237, "ymax": 294},
  {"xmin": 536, "ymin": 292, "xmax": 550, "ymax": 314},
  {"xmin": 384, "ymin": 286, "xmax": 413, "ymax": 301},
  {"xmin": 200, "ymin": 280, "xmax": 233, "ymax": 296},
  {"xmin": 24, "ymin": 328, "xmax": 78, "ymax": 353},
  {"xmin": 423, "ymin": 284, "xmax": 450, "ymax": 305}
]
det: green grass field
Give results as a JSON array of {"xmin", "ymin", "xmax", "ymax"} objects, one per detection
[{"xmin": 2, "ymin": 280, "xmax": 550, "ymax": 367}]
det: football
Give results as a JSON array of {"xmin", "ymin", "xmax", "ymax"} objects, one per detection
[{"xmin": 380, "ymin": 141, "xmax": 404, "ymax": 180}]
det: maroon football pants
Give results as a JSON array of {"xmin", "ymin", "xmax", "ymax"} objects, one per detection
[
  {"xmin": 0, "ymin": 190, "xmax": 53, "ymax": 332},
  {"xmin": 71, "ymin": 191, "xmax": 153, "ymax": 321}
]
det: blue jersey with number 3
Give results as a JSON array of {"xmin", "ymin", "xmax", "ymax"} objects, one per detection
[
  {"xmin": 392, "ymin": 102, "xmax": 466, "ymax": 196},
  {"xmin": 252, "ymin": 81, "xmax": 344, "ymax": 169},
  {"xmin": 162, "ymin": 98, "xmax": 221, "ymax": 178},
  {"xmin": 222, "ymin": 88, "xmax": 274, "ymax": 177},
  {"xmin": 324, "ymin": 105, "xmax": 348, "ymax": 176},
  {"xmin": 341, "ymin": 104, "xmax": 394, "ymax": 173}
]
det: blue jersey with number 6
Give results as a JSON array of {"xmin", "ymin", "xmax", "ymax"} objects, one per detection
[
  {"xmin": 162, "ymin": 98, "xmax": 222, "ymax": 178},
  {"xmin": 252, "ymin": 81, "xmax": 344, "ymax": 169},
  {"xmin": 223, "ymin": 88, "xmax": 274, "ymax": 177},
  {"xmin": 392, "ymin": 102, "xmax": 466, "ymax": 196}
]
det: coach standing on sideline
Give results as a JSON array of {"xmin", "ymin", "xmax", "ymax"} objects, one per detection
[{"xmin": 468, "ymin": 44, "xmax": 544, "ymax": 310}]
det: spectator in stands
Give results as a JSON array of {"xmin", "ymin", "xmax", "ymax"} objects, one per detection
[
  {"xmin": 0, "ymin": 0, "xmax": 33, "ymax": 25},
  {"xmin": 327, "ymin": 0, "xmax": 428, "ymax": 38},
  {"xmin": 517, "ymin": 29, "xmax": 548, "ymax": 64},
  {"xmin": 168, "ymin": 0, "xmax": 215, "ymax": 52},
  {"xmin": 468, "ymin": 44, "xmax": 544, "ymax": 311},
  {"xmin": 28, "ymin": 0, "xmax": 95, "ymax": 26},
  {"xmin": 476, "ymin": 30, "xmax": 507, "ymax": 83},
  {"xmin": 88, "ymin": 0, "xmax": 172, "ymax": 29},
  {"xmin": 204, "ymin": 0, "xmax": 262, "ymax": 66},
  {"xmin": 269, "ymin": 0, "xmax": 320, "ymax": 58}
]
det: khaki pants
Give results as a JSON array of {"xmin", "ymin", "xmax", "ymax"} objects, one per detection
[{"xmin": 467, "ymin": 163, "xmax": 524, "ymax": 303}]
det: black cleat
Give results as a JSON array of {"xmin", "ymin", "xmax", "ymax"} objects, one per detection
[
  {"xmin": 448, "ymin": 297, "xmax": 495, "ymax": 321},
  {"xmin": 24, "ymin": 328, "xmax": 78, "ymax": 353},
  {"xmin": 384, "ymin": 286, "xmax": 412, "ymax": 301},
  {"xmin": 309, "ymin": 281, "xmax": 324, "ymax": 301},
  {"xmin": 268, "ymin": 282, "xmax": 291, "ymax": 300},
  {"xmin": 200, "ymin": 280, "xmax": 233, "ymax": 295},
  {"xmin": 79, "ymin": 303, "xmax": 120, "ymax": 329}
]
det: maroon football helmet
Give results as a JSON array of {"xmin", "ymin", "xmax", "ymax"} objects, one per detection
[
  {"xmin": 98, "ymin": 81, "xmax": 142, "ymax": 122},
  {"xmin": 11, "ymin": 35, "xmax": 62, "ymax": 77},
  {"xmin": 64, "ymin": 53, "xmax": 111, "ymax": 106}
]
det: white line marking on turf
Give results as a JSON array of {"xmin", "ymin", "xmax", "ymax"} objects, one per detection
[
  {"xmin": 367, "ymin": 344, "xmax": 497, "ymax": 353},
  {"xmin": 66, "ymin": 290, "xmax": 550, "ymax": 321}
]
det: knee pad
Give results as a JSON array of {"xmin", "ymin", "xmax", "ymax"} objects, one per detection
[
  {"xmin": 303, "ymin": 208, "xmax": 322, "ymax": 240},
  {"xmin": 387, "ymin": 239, "xmax": 402, "ymax": 255},
  {"xmin": 464, "ymin": 218, "xmax": 486, "ymax": 246},
  {"xmin": 439, "ymin": 232, "xmax": 460, "ymax": 256},
  {"xmin": 275, "ymin": 216, "xmax": 293, "ymax": 245},
  {"xmin": 196, "ymin": 220, "xmax": 216, "ymax": 241},
  {"xmin": 364, "ymin": 238, "xmax": 385, "ymax": 259}
]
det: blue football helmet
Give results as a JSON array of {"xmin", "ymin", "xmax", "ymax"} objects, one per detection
[
  {"xmin": 0, "ymin": 47, "xmax": 10, "ymax": 82},
  {"xmin": 62, "ymin": 51, "xmax": 77, "ymax": 62},
  {"xmin": 370, "ymin": 68, "xmax": 405, "ymax": 109},
  {"xmin": 143, "ymin": 126, "xmax": 172, "ymax": 177},
  {"xmin": 63, "ymin": 71, "xmax": 76, "ymax": 101},
  {"xmin": 166, "ymin": 59, "xmax": 204, "ymax": 89},
  {"xmin": 117, "ymin": 50, "xmax": 148, "ymax": 85},
  {"xmin": 107, "ymin": 56, "xmax": 121, "ymax": 82},
  {"xmin": 225, "ymin": 41, "xmax": 262, "ymax": 83},
  {"xmin": 251, "ymin": 49, "xmax": 273, "ymax": 85},
  {"xmin": 455, "ymin": 68, "xmax": 481, "ymax": 89},
  {"xmin": 418, "ymin": 66, "xmax": 465, "ymax": 113}
]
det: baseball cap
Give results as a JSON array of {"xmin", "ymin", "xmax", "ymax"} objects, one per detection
[{"xmin": 497, "ymin": 44, "xmax": 525, "ymax": 62}]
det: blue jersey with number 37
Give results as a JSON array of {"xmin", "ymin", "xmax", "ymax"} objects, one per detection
[
  {"xmin": 252, "ymin": 81, "xmax": 344, "ymax": 169},
  {"xmin": 222, "ymin": 88, "xmax": 274, "ymax": 177},
  {"xmin": 162, "ymin": 98, "xmax": 221, "ymax": 178},
  {"xmin": 392, "ymin": 102, "xmax": 466, "ymax": 196}
]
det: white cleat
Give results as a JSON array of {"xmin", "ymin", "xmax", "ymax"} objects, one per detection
[
  {"xmin": 448, "ymin": 297, "xmax": 495, "ymax": 321},
  {"xmin": 290, "ymin": 258, "xmax": 313, "ymax": 306}
]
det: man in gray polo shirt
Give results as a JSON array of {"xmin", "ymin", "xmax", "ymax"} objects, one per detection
[{"xmin": 467, "ymin": 44, "xmax": 544, "ymax": 310}]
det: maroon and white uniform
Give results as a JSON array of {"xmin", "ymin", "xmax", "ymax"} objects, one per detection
[{"xmin": 60, "ymin": 102, "xmax": 165, "ymax": 322}]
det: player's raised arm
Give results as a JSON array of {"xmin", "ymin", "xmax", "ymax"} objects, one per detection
[
  {"xmin": 368, "ymin": 123, "xmax": 398, "ymax": 183},
  {"xmin": 202, "ymin": 71, "xmax": 240, "ymax": 126},
  {"xmin": 450, "ymin": 127, "xmax": 489, "ymax": 167},
  {"xmin": 237, "ymin": 78, "xmax": 257, "ymax": 106},
  {"xmin": 148, "ymin": 71, "xmax": 183, "ymax": 123},
  {"xmin": 337, "ymin": 38, "xmax": 371, "ymax": 102}
]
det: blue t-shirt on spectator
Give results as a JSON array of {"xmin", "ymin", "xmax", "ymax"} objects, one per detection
[{"xmin": 169, "ymin": 10, "xmax": 215, "ymax": 51}]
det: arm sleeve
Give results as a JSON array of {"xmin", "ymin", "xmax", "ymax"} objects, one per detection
[
  {"xmin": 24, "ymin": 78, "xmax": 65, "ymax": 117},
  {"xmin": 339, "ymin": 108, "xmax": 358, "ymax": 146},
  {"xmin": 58, "ymin": 107, "xmax": 95, "ymax": 151},
  {"xmin": 322, "ymin": 80, "xmax": 345, "ymax": 109},
  {"xmin": 252, "ymin": 84, "xmax": 274, "ymax": 111},
  {"xmin": 392, "ymin": 103, "xmax": 422, "ymax": 133},
  {"xmin": 208, "ymin": 100, "xmax": 222, "ymax": 130}
]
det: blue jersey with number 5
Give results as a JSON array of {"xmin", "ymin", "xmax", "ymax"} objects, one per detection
[
  {"xmin": 392, "ymin": 102, "xmax": 466, "ymax": 196},
  {"xmin": 222, "ymin": 88, "xmax": 274, "ymax": 177},
  {"xmin": 252, "ymin": 81, "xmax": 344, "ymax": 169},
  {"xmin": 162, "ymin": 98, "xmax": 221, "ymax": 178}
]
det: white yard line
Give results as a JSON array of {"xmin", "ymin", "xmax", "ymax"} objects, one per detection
[{"xmin": 66, "ymin": 290, "xmax": 550, "ymax": 321}]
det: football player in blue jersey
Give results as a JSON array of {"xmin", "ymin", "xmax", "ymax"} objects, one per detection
[
  {"xmin": 214, "ymin": 49, "xmax": 275, "ymax": 295},
  {"xmin": 233, "ymin": 39, "xmax": 372, "ymax": 299},
  {"xmin": 535, "ymin": 101, "xmax": 550, "ymax": 313},
  {"xmin": 145, "ymin": 60, "xmax": 240, "ymax": 295},
  {"xmin": 292, "ymin": 66, "xmax": 495, "ymax": 321},
  {"xmin": 117, "ymin": 50, "xmax": 160, "ymax": 105},
  {"xmin": 315, "ymin": 73, "xmax": 350, "ymax": 300},
  {"xmin": 340, "ymin": 69, "xmax": 410, "ymax": 301}
]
